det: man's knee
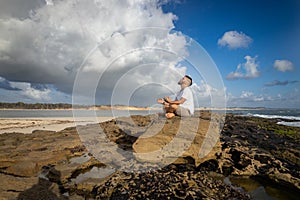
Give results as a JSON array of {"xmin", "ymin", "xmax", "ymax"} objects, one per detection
[
  {"xmin": 175, "ymin": 106, "xmax": 191, "ymax": 117},
  {"xmin": 170, "ymin": 104, "xmax": 178, "ymax": 110}
]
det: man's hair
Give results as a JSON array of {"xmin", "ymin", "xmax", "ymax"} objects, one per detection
[{"xmin": 185, "ymin": 75, "xmax": 193, "ymax": 86}]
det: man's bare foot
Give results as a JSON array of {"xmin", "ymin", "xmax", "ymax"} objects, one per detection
[
  {"xmin": 157, "ymin": 98, "xmax": 164, "ymax": 104},
  {"xmin": 165, "ymin": 112, "xmax": 175, "ymax": 119}
]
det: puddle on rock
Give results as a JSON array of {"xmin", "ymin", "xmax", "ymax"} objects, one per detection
[
  {"xmin": 71, "ymin": 166, "xmax": 115, "ymax": 184},
  {"xmin": 225, "ymin": 176, "xmax": 299, "ymax": 200},
  {"xmin": 69, "ymin": 153, "xmax": 91, "ymax": 164}
]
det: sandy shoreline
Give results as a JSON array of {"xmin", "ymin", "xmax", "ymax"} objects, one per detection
[
  {"xmin": 0, "ymin": 107, "xmax": 267, "ymax": 135},
  {"xmin": 0, "ymin": 107, "xmax": 265, "ymax": 111},
  {"xmin": 0, "ymin": 117, "xmax": 115, "ymax": 134}
]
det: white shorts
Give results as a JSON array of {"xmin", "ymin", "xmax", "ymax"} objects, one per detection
[{"xmin": 175, "ymin": 106, "xmax": 191, "ymax": 117}]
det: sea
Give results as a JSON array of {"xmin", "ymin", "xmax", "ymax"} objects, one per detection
[
  {"xmin": 0, "ymin": 109, "xmax": 151, "ymax": 118},
  {"xmin": 0, "ymin": 108, "xmax": 299, "ymax": 127},
  {"xmin": 226, "ymin": 108, "xmax": 300, "ymax": 127}
]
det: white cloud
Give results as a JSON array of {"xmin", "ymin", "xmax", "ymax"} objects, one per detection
[
  {"xmin": 10, "ymin": 81, "xmax": 51, "ymax": 101},
  {"xmin": 227, "ymin": 89, "xmax": 300, "ymax": 108},
  {"xmin": 45, "ymin": 0, "xmax": 54, "ymax": 6},
  {"xmin": 235, "ymin": 91, "xmax": 270, "ymax": 102},
  {"xmin": 218, "ymin": 30, "xmax": 253, "ymax": 49},
  {"xmin": 253, "ymin": 96, "xmax": 265, "ymax": 102},
  {"xmin": 226, "ymin": 55, "xmax": 260, "ymax": 80},
  {"xmin": 190, "ymin": 80, "xmax": 226, "ymax": 108},
  {"xmin": 23, "ymin": 87, "xmax": 51, "ymax": 101},
  {"xmin": 273, "ymin": 60, "xmax": 294, "ymax": 72},
  {"xmin": 0, "ymin": 0, "xmax": 190, "ymax": 105},
  {"xmin": 227, "ymin": 91, "xmax": 271, "ymax": 106},
  {"xmin": 212, "ymin": 84, "xmax": 300, "ymax": 108},
  {"xmin": 240, "ymin": 91, "xmax": 254, "ymax": 98}
]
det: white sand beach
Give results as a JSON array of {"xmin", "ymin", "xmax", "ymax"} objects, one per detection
[{"xmin": 0, "ymin": 117, "xmax": 114, "ymax": 134}]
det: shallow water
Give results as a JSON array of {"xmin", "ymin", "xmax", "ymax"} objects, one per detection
[
  {"xmin": 71, "ymin": 166, "xmax": 115, "ymax": 184},
  {"xmin": 69, "ymin": 153, "xmax": 91, "ymax": 164},
  {"xmin": 0, "ymin": 109, "xmax": 151, "ymax": 118},
  {"xmin": 227, "ymin": 176, "xmax": 299, "ymax": 200}
]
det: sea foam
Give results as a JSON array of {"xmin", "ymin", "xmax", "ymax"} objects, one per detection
[{"xmin": 277, "ymin": 121, "xmax": 300, "ymax": 127}]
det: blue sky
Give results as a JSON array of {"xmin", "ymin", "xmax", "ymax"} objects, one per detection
[
  {"xmin": 0, "ymin": 0, "xmax": 299, "ymax": 108},
  {"xmin": 162, "ymin": 0, "xmax": 300, "ymax": 108}
]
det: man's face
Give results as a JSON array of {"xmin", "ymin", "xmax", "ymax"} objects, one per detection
[
  {"xmin": 178, "ymin": 77, "xmax": 184, "ymax": 85},
  {"xmin": 178, "ymin": 76, "xmax": 189, "ymax": 85}
]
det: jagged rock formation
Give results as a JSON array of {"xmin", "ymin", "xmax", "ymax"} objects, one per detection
[{"xmin": 0, "ymin": 112, "xmax": 299, "ymax": 199}]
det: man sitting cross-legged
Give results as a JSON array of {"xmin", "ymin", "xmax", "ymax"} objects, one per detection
[{"xmin": 157, "ymin": 75, "xmax": 194, "ymax": 119}]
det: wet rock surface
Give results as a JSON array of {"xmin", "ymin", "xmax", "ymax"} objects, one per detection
[
  {"xmin": 94, "ymin": 165, "xmax": 249, "ymax": 200},
  {"xmin": 0, "ymin": 112, "xmax": 299, "ymax": 199},
  {"xmin": 217, "ymin": 114, "xmax": 300, "ymax": 192}
]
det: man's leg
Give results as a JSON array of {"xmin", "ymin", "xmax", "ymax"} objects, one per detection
[
  {"xmin": 174, "ymin": 106, "xmax": 191, "ymax": 117},
  {"xmin": 165, "ymin": 112, "xmax": 175, "ymax": 118},
  {"xmin": 164, "ymin": 104, "xmax": 178, "ymax": 119}
]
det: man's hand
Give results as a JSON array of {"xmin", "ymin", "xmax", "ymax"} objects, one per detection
[
  {"xmin": 164, "ymin": 96, "xmax": 172, "ymax": 103},
  {"xmin": 157, "ymin": 98, "xmax": 164, "ymax": 104}
]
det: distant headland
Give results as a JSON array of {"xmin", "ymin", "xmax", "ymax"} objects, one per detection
[
  {"xmin": 0, "ymin": 102, "xmax": 150, "ymax": 110},
  {"xmin": 0, "ymin": 102, "xmax": 266, "ymax": 111}
]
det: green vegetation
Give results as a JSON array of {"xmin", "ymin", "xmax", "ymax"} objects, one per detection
[
  {"xmin": 0, "ymin": 102, "xmax": 84, "ymax": 109},
  {"xmin": 243, "ymin": 116, "xmax": 299, "ymax": 140},
  {"xmin": 274, "ymin": 129, "xmax": 296, "ymax": 135},
  {"xmin": 0, "ymin": 102, "xmax": 147, "ymax": 110}
]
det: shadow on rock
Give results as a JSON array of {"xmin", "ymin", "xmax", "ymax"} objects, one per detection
[{"xmin": 17, "ymin": 165, "xmax": 67, "ymax": 200}]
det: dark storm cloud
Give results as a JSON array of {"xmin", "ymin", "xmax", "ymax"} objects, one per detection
[
  {"xmin": 30, "ymin": 83, "xmax": 49, "ymax": 91},
  {"xmin": 0, "ymin": 77, "xmax": 21, "ymax": 91},
  {"xmin": 264, "ymin": 80, "xmax": 299, "ymax": 87},
  {"xmin": 0, "ymin": 59, "xmax": 78, "ymax": 97},
  {"xmin": 0, "ymin": 0, "xmax": 45, "ymax": 19}
]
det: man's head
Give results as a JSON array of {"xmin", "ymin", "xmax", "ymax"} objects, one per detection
[{"xmin": 178, "ymin": 75, "xmax": 193, "ymax": 87}]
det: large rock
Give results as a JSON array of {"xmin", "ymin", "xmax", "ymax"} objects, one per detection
[
  {"xmin": 0, "ymin": 129, "xmax": 83, "ymax": 177},
  {"xmin": 132, "ymin": 114, "xmax": 223, "ymax": 167},
  {"xmin": 0, "ymin": 128, "xmax": 86, "ymax": 199}
]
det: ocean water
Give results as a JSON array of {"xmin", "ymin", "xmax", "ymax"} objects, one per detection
[
  {"xmin": 0, "ymin": 108, "xmax": 299, "ymax": 127},
  {"xmin": 226, "ymin": 108, "xmax": 300, "ymax": 127},
  {"xmin": 0, "ymin": 109, "xmax": 152, "ymax": 118},
  {"xmin": 227, "ymin": 108, "xmax": 300, "ymax": 119}
]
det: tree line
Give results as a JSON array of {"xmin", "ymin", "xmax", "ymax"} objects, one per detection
[{"xmin": 0, "ymin": 102, "xmax": 87, "ymax": 109}]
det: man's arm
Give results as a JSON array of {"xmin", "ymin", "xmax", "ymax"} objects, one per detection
[{"xmin": 164, "ymin": 96, "xmax": 186, "ymax": 105}]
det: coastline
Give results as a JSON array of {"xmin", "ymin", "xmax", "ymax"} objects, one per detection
[
  {"xmin": 0, "ymin": 106, "xmax": 267, "ymax": 111},
  {"xmin": 0, "ymin": 117, "xmax": 115, "ymax": 134},
  {"xmin": 0, "ymin": 107, "xmax": 269, "ymax": 135},
  {"xmin": 0, "ymin": 112, "xmax": 298, "ymax": 199},
  {"xmin": 0, "ymin": 105, "xmax": 152, "ymax": 111},
  {"xmin": 1, "ymin": 107, "xmax": 299, "ymax": 135}
]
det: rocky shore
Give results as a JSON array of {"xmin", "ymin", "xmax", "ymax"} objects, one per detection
[{"xmin": 0, "ymin": 112, "xmax": 299, "ymax": 199}]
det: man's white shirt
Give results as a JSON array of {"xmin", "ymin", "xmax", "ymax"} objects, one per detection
[{"xmin": 175, "ymin": 87, "xmax": 194, "ymax": 115}]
